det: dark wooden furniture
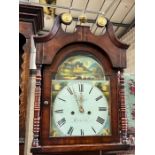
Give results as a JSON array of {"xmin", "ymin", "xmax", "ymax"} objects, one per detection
[
  {"xmin": 31, "ymin": 14, "xmax": 131, "ymax": 155},
  {"xmin": 19, "ymin": 4, "xmax": 44, "ymax": 155}
]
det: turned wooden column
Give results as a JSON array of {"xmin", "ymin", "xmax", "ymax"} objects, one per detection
[{"xmin": 118, "ymin": 71, "xmax": 128, "ymax": 144}]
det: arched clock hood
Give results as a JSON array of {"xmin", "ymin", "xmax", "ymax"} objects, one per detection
[{"xmin": 33, "ymin": 14, "xmax": 129, "ymax": 69}]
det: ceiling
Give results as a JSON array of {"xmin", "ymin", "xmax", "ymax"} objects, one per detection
[{"xmin": 19, "ymin": 0, "xmax": 135, "ymax": 38}]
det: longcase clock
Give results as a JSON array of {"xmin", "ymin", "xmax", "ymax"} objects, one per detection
[{"xmin": 31, "ymin": 14, "xmax": 131, "ymax": 155}]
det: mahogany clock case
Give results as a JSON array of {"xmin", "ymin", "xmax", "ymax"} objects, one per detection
[{"xmin": 31, "ymin": 14, "xmax": 131, "ymax": 154}]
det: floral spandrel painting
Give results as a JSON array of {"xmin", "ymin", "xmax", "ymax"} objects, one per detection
[
  {"xmin": 124, "ymin": 74, "xmax": 135, "ymax": 144},
  {"xmin": 55, "ymin": 55, "xmax": 105, "ymax": 80}
]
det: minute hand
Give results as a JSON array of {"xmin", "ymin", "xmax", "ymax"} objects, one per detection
[
  {"xmin": 79, "ymin": 93, "xmax": 84, "ymax": 109},
  {"xmin": 72, "ymin": 88, "xmax": 84, "ymax": 113},
  {"xmin": 79, "ymin": 92, "xmax": 84, "ymax": 113}
]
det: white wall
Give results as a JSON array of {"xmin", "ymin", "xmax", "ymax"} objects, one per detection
[{"xmin": 121, "ymin": 27, "xmax": 135, "ymax": 74}]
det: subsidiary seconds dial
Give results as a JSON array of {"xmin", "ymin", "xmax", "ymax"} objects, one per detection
[{"xmin": 52, "ymin": 82, "xmax": 108, "ymax": 136}]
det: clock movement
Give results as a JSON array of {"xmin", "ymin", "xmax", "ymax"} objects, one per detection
[{"xmin": 31, "ymin": 13, "xmax": 131, "ymax": 155}]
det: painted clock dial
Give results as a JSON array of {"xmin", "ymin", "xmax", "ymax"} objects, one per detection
[
  {"xmin": 50, "ymin": 55, "xmax": 111, "ymax": 137},
  {"xmin": 52, "ymin": 82, "xmax": 108, "ymax": 136}
]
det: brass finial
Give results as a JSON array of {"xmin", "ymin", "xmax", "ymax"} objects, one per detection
[
  {"xmin": 79, "ymin": 14, "xmax": 87, "ymax": 24},
  {"xmin": 97, "ymin": 16, "xmax": 107, "ymax": 27},
  {"xmin": 61, "ymin": 12, "xmax": 72, "ymax": 25}
]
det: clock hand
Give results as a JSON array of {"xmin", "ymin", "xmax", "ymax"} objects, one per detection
[
  {"xmin": 79, "ymin": 93, "xmax": 84, "ymax": 113},
  {"xmin": 72, "ymin": 87, "xmax": 84, "ymax": 113},
  {"xmin": 72, "ymin": 87, "xmax": 81, "ymax": 112}
]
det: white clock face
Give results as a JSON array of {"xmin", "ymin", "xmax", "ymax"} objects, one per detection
[{"xmin": 52, "ymin": 82, "xmax": 108, "ymax": 136}]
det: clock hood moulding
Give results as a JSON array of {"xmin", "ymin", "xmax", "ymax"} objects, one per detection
[
  {"xmin": 19, "ymin": 4, "xmax": 44, "ymax": 35},
  {"xmin": 33, "ymin": 14, "xmax": 129, "ymax": 69}
]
